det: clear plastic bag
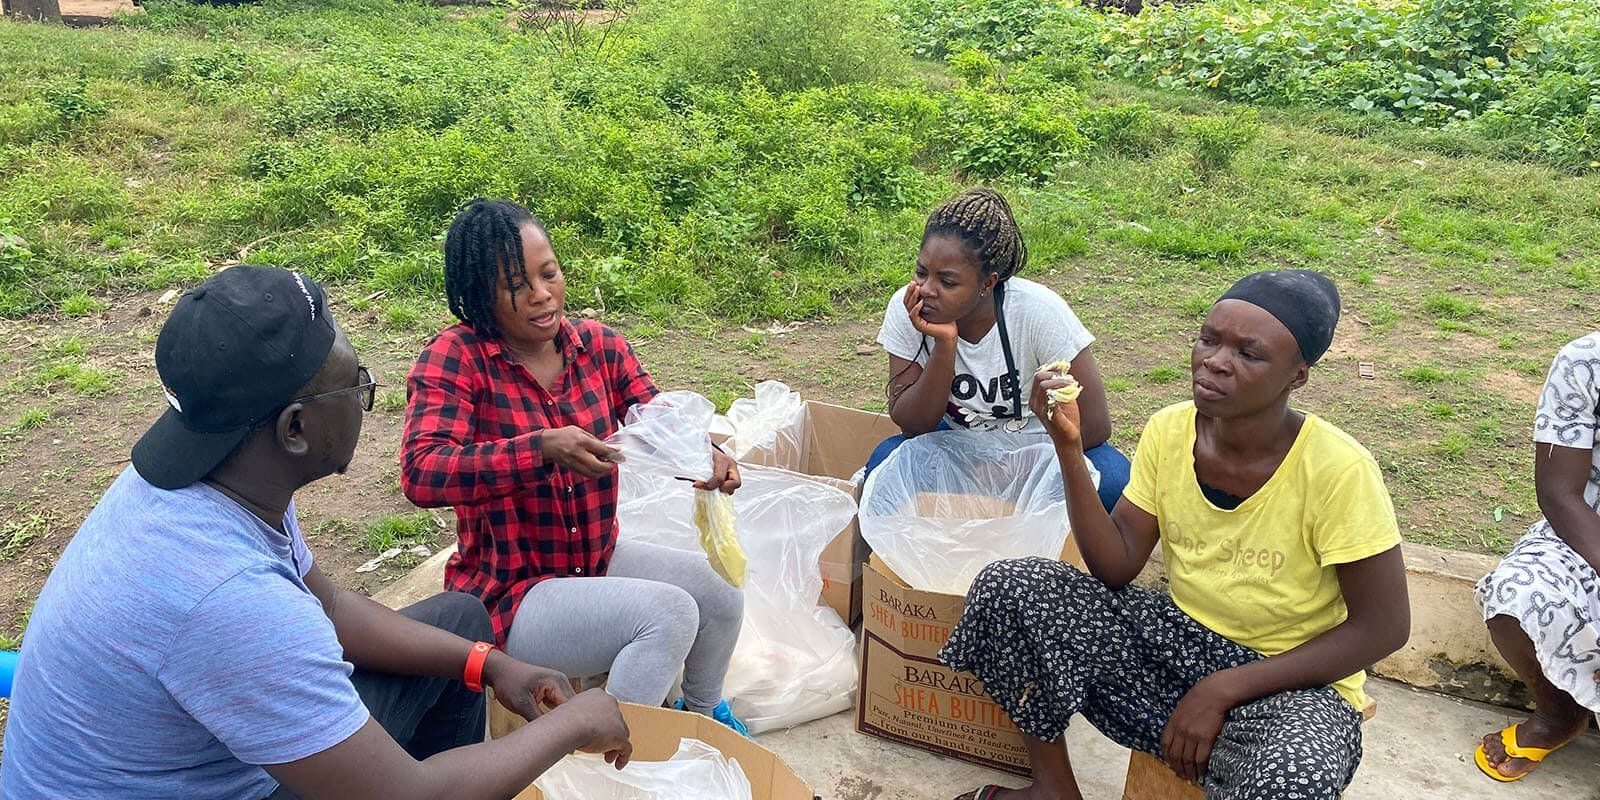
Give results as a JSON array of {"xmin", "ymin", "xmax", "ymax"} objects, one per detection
[
  {"xmin": 534, "ymin": 738, "xmax": 753, "ymax": 800},
  {"xmin": 618, "ymin": 458, "xmax": 859, "ymax": 734},
  {"xmin": 606, "ymin": 391, "xmax": 715, "ymax": 482},
  {"xmin": 723, "ymin": 381, "xmax": 812, "ymax": 471},
  {"xmin": 859, "ymin": 429, "xmax": 1098, "ymax": 595}
]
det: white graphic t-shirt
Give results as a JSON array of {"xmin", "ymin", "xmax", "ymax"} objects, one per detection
[{"xmin": 877, "ymin": 277, "xmax": 1095, "ymax": 434}]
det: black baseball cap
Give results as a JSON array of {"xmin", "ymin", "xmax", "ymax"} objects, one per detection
[{"xmin": 132, "ymin": 265, "xmax": 338, "ymax": 490}]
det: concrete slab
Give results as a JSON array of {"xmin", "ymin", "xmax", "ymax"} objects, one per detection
[{"xmin": 757, "ymin": 679, "xmax": 1600, "ymax": 800}]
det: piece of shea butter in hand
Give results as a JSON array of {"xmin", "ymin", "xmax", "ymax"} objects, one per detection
[{"xmin": 1035, "ymin": 360, "xmax": 1083, "ymax": 409}]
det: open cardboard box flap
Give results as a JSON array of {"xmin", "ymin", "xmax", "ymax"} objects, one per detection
[{"xmin": 502, "ymin": 703, "xmax": 816, "ymax": 800}]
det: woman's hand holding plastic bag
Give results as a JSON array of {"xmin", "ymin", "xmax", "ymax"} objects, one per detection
[
  {"xmin": 541, "ymin": 427, "xmax": 623, "ymax": 478},
  {"xmin": 698, "ymin": 447, "xmax": 741, "ymax": 495}
]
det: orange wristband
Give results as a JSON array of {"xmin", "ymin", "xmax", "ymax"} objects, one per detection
[{"xmin": 464, "ymin": 641, "xmax": 493, "ymax": 693}]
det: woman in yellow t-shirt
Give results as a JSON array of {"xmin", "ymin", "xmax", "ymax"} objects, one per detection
[{"xmin": 942, "ymin": 270, "xmax": 1410, "ymax": 800}]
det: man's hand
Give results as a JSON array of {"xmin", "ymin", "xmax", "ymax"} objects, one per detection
[
  {"xmin": 483, "ymin": 651, "xmax": 577, "ymax": 722},
  {"xmin": 903, "ymin": 282, "xmax": 958, "ymax": 344},
  {"xmin": 539, "ymin": 426, "xmax": 619, "ymax": 478},
  {"xmin": 695, "ymin": 446, "xmax": 742, "ymax": 495},
  {"xmin": 1160, "ymin": 672, "xmax": 1241, "ymax": 783},
  {"xmin": 564, "ymin": 689, "xmax": 634, "ymax": 769}
]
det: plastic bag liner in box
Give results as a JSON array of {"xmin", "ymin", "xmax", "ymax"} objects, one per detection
[
  {"xmin": 618, "ymin": 456, "xmax": 858, "ymax": 734},
  {"xmin": 605, "ymin": 390, "xmax": 715, "ymax": 482},
  {"xmin": 534, "ymin": 738, "xmax": 753, "ymax": 800},
  {"xmin": 723, "ymin": 381, "xmax": 812, "ymax": 471},
  {"xmin": 859, "ymin": 429, "xmax": 1098, "ymax": 596}
]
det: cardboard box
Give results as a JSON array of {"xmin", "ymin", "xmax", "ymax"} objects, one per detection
[
  {"xmin": 735, "ymin": 400, "xmax": 901, "ymax": 626},
  {"xmin": 492, "ymin": 702, "xmax": 816, "ymax": 800},
  {"xmin": 855, "ymin": 535, "xmax": 1083, "ymax": 776}
]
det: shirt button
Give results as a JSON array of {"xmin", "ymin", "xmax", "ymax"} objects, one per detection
[
  {"xmin": 573, "ymin": 567, "xmax": 584, "ymax": 575},
  {"xmin": 569, "ymin": 527, "xmax": 577, "ymax": 533},
  {"xmin": 565, "ymin": 486, "xmax": 573, "ymax": 493},
  {"xmin": 546, "ymin": 400, "xmax": 554, "ymax": 406}
]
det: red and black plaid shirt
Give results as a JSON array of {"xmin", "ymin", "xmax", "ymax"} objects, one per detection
[{"xmin": 400, "ymin": 319, "xmax": 659, "ymax": 644}]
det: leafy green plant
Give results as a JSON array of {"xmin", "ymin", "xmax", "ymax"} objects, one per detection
[
  {"xmin": 893, "ymin": 0, "xmax": 1074, "ymax": 61},
  {"xmin": 945, "ymin": 77, "xmax": 1089, "ymax": 180},
  {"xmin": 1187, "ymin": 109, "xmax": 1261, "ymax": 174},
  {"xmin": 646, "ymin": 0, "xmax": 911, "ymax": 93},
  {"xmin": 43, "ymin": 78, "xmax": 108, "ymax": 129},
  {"xmin": 1077, "ymin": 102, "xmax": 1171, "ymax": 157}
]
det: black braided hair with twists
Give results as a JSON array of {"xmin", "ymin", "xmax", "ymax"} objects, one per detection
[
  {"xmin": 903, "ymin": 187, "xmax": 1031, "ymax": 418},
  {"xmin": 443, "ymin": 198, "xmax": 549, "ymax": 340},
  {"xmin": 921, "ymin": 187, "xmax": 1028, "ymax": 288}
]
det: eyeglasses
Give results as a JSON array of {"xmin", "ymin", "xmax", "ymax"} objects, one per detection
[{"xmin": 291, "ymin": 366, "xmax": 378, "ymax": 412}]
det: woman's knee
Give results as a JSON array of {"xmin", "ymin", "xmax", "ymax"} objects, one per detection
[
  {"xmin": 1217, "ymin": 691, "xmax": 1360, "ymax": 798},
  {"xmin": 636, "ymin": 584, "xmax": 701, "ymax": 656},
  {"xmin": 970, "ymin": 556, "xmax": 1101, "ymax": 605},
  {"xmin": 698, "ymin": 577, "xmax": 744, "ymax": 629}
]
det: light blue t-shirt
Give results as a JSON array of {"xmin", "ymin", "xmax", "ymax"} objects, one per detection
[{"xmin": 0, "ymin": 468, "xmax": 370, "ymax": 799}]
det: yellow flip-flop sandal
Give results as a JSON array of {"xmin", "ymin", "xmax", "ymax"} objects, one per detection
[{"xmin": 1474, "ymin": 724, "xmax": 1561, "ymax": 782}]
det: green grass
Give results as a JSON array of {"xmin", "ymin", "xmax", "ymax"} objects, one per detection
[
  {"xmin": 1400, "ymin": 366, "xmax": 1451, "ymax": 386},
  {"xmin": 6, "ymin": 408, "xmax": 50, "ymax": 433},
  {"xmin": 376, "ymin": 388, "xmax": 407, "ymax": 414},
  {"xmin": 364, "ymin": 512, "xmax": 440, "ymax": 554},
  {"xmin": 1422, "ymin": 293, "xmax": 1482, "ymax": 320},
  {"xmin": 1144, "ymin": 365, "xmax": 1186, "ymax": 384},
  {"xmin": 0, "ymin": 515, "xmax": 46, "ymax": 560}
]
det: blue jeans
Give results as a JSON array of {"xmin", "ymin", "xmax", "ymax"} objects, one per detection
[{"xmin": 865, "ymin": 429, "xmax": 1130, "ymax": 513}]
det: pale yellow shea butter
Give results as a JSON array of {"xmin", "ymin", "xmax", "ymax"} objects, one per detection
[
  {"xmin": 1035, "ymin": 359, "xmax": 1083, "ymax": 409},
  {"xmin": 693, "ymin": 489, "xmax": 746, "ymax": 587}
]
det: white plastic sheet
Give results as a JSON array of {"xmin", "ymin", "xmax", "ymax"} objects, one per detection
[
  {"xmin": 723, "ymin": 381, "xmax": 812, "ymax": 470},
  {"xmin": 618, "ymin": 453, "xmax": 858, "ymax": 734},
  {"xmin": 534, "ymin": 738, "xmax": 753, "ymax": 800},
  {"xmin": 859, "ymin": 429, "xmax": 1097, "ymax": 595},
  {"xmin": 606, "ymin": 390, "xmax": 715, "ymax": 482}
]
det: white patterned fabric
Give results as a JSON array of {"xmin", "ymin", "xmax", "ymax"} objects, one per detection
[{"xmin": 1476, "ymin": 332, "xmax": 1600, "ymax": 714}]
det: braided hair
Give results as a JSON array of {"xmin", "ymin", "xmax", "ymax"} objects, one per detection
[
  {"xmin": 891, "ymin": 188, "xmax": 1030, "ymax": 418},
  {"xmin": 443, "ymin": 198, "xmax": 549, "ymax": 340},
  {"xmin": 922, "ymin": 187, "xmax": 1028, "ymax": 292}
]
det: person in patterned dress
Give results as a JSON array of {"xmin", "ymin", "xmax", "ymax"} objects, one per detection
[
  {"xmin": 942, "ymin": 270, "xmax": 1410, "ymax": 800},
  {"xmin": 1474, "ymin": 332, "xmax": 1600, "ymax": 782}
]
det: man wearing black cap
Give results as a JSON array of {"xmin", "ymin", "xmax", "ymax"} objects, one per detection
[
  {"xmin": 0, "ymin": 266, "xmax": 632, "ymax": 800},
  {"xmin": 944, "ymin": 270, "xmax": 1411, "ymax": 800}
]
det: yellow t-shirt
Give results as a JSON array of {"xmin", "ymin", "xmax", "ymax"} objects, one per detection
[{"xmin": 1122, "ymin": 402, "xmax": 1402, "ymax": 709}]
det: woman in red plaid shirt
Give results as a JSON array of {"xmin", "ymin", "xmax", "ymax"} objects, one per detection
[{"xmin": 401, "ymin": 199, "xmax": 750, "ymax": 735}]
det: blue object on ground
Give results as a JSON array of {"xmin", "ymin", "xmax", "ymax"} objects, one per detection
[{"xmin": 0, "ymin": 650, "xmax": 18, "ymax": 698}]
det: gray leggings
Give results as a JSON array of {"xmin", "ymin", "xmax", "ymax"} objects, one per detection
[{"xmin": 504, "ymin": 538, "xmax": 743, "ymax": 712}]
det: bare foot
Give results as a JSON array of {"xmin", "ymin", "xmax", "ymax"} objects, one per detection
[{"xmin": 1479, "ymin": 709, "xmax": 1591, "ymax": 780}]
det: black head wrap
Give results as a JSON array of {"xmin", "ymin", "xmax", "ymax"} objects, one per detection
[{"xmin": 1218, "ymin": 270, "xmax": 1341, "ymax": 365}]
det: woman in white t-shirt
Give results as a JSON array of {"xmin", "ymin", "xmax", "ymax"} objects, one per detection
[{"xmin": 871, "ymin": 188, "xmax": 1129, "ymax": 510}]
